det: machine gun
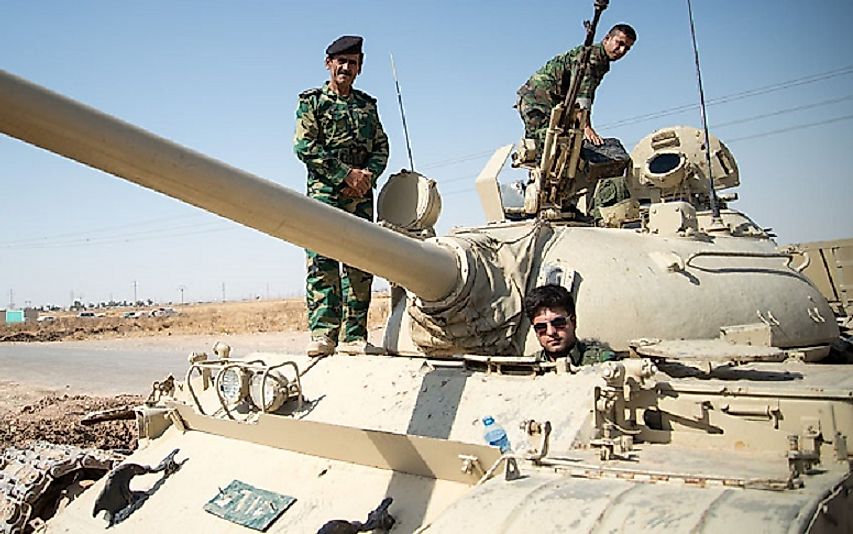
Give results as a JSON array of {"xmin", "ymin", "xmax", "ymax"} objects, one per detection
[{"xmin": 535, "ymin": 0, "xmax": 609, "ymax": 217}]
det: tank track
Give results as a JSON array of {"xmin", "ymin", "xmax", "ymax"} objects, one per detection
[{"xmin": 0, "ymin": 442, "xmax": 122, "ymax": 534}]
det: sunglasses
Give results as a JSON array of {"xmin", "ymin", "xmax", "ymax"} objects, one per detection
[{"xmin": 532, "ymin": 316, "xmax": 569, "ymax": 334}]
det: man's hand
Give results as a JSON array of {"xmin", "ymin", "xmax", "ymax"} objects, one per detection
[
  {"xmin": 343, "ymin": 168, "xmax": 373, "ymax": 197},
  {"xmin": 340, "ymin": 185, "xmax": 361, "ymax": 198},
  {"xmin": 583, "ymin": 125, "xmax": 604, "ymax": 146}
]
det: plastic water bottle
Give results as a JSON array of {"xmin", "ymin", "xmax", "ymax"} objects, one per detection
[{"xmin": 482, "ymin": 416, "xmax": 511, "ymax": 453}]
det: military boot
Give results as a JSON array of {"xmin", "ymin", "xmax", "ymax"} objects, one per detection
[
  {"xmin": 337, "ymin": 339, "xmax": 383, "ymax": 356},
  {"xmin": 305, "ymin": 335, "xmax": 335, "ymax": 357}
]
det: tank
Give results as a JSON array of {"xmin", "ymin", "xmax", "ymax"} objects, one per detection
[{"xmin": 1, "ymin": 48, "xmax": 851, "ymax": 534}]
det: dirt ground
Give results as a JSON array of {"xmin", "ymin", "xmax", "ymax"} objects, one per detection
[
  {"xmin": 0, "ymin": 294, "xmax": 390, "ymax": 343},
  {"xmin": 0, "ymin": 296, "xmax": 389, "ymax": 453},
  {"xmin": 0, "ymin": 382, "xmax": 142, "ymax": 451}
]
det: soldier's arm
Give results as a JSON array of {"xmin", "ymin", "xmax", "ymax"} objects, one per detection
[
  {"xmin": 576, "ymin": 47, "xmax": 610, "ymax": 145},
  {"xmin": 293, "ymin": 94, "xmax": 350, "ymax": 185},
  {"xmin": 365, "ymin": 111, "xmax": 389, "ymax": 187},
  {"xmin": 574, "ymin": 59, "xmax": 601, "ymax": 110}
]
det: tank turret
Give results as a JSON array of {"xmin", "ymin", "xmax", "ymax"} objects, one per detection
[{"xmin": 0, "ymin": 69, "xmax": 840, "ymax": 359}]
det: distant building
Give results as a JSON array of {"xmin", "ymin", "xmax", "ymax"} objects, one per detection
[{"xmin": 4, "ymin": 308, "xmax": 38, "ymax": 324}]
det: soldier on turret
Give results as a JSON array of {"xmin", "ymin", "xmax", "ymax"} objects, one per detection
[
  {"xmin": 516, "ymin": 23, "xmax": 636, "ymax": 155},
  {"xmin": 294, "ymin": 35, "xmax": 390, "ymax": 357}
]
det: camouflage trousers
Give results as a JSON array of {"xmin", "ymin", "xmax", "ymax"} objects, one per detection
[
  {"xmin": 305, "ymin": 191, "xmax": 374, "ymax": 343},
  {"xmin": 516, "ymin": 89, "xmax": 553, "ymax": 150}
]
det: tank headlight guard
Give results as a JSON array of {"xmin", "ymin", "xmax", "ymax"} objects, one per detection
[
  {"xmin": 216, "ymin": 367, "xmax": 248, "ymax": 405},
  {"xmin": 249, "ymin": 372, "xmax": 289, "ymax": 413}
]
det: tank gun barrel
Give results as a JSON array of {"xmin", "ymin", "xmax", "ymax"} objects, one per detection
[{"xmin": 0, "ymin": 69, "xmax": 459, "ymax": 301}]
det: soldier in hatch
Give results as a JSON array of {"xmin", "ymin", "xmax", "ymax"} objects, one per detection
[
  {"xmin": 294, "ymin": 35, "xmax": 390, "ymax": 357},
  {"xmin": 516, "ymin": 23, "xmax": 636, "ymax": 152},
  {"xmin": 523, "ymin": 284, "xmax": 615, "ymax": 366}
]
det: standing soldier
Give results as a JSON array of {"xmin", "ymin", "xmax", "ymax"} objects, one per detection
[{"xmin": 294, "ymin": 35, "xmax": 389, "ymax": 356}]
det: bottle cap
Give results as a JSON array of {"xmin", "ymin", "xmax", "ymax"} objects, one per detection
[{"xmin": 482, "ymin": 416, "xmax": 494, "ymax": 425}]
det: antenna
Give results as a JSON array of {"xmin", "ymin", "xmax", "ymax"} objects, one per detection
[
  {"xmin": 686, "ymin": 0, "xmax": 722, "ymax": 222},
  {"xmin": 390, "ymin": 53, "xmax": 416, "ymax": 171}
]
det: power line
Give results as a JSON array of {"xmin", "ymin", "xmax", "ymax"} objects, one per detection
[
  {"xmin": 419, "ymin": 149, "xmax": 496, "ymax": 170},
  {"xmin": 0, "ymin": 213, "xmax": 208, "ymax": 246},
  {"xmin": 712, "ymin": 94, "xmax": 853, "ymax": 129},
  {"xmin": 726, "ymin": 113, "xmax": 853, "ymax": 143},
  {"xmin": 2, "ymin": 224, "xmax": 236, "ymax": 250},
  {"xmin": 621, "ymin": 96, "xmax": 853, "ymax": 150},
  {"xmin": 598, "ymin": 65, "xmax": 853, "ymax": 130},
  {"xmin": 437, "ymin": 173, "xmax": 482, "ymax": 184},
  {"xmin": 1, "ymin": 220, "xmax": 226, "ymax": 248}
]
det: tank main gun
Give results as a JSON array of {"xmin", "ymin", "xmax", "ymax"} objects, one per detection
[{"xmin": 0, "ymin": 69, "xmax": 459, "ymax": 302}]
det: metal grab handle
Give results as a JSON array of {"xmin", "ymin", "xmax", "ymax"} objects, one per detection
[
  {"xmin": 789, "ymin": 251, "xmax": 810, "ymax": 273},
  {"xmin": 685, "ymin": 250, "xmax": 794, "ymax": 269},
  {"xmin": 721, "ymin": 404, "xmax": 772, "ymax": 418}
]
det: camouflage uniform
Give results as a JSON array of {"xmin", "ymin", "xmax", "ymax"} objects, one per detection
[
  {"xmin": 517, "ymin": 43, "xmax": 630, "ymax": 220},
  {"xmin": 294, "ymin": 82, "xmax": 389, "ymax": 343},
  {"xmin": 537, "ymin": 341, "xmax": 616, "ymax": 366},
  {"xmin": 516, "ymin": 43, "xmax": 611, "ymax": 146}
]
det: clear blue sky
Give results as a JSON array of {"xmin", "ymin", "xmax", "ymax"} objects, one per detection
[{"xmin": 2, "ymin": 0, "xmax": 852, "ymax": 308}]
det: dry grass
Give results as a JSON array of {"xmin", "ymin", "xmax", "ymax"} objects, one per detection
[{"xmin": 0, "ymin": 293, "xmax": 390, "ymax": 342}]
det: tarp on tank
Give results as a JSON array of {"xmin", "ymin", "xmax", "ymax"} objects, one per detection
[{"xmin": 408, "ymin": 223, "xmax": 550, "ymax": 356}]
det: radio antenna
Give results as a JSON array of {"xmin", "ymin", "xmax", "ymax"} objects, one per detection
[
  {"xmin": 686, "ymin": 0, "xmax": 722, "ymax": 222},
  {"xmin": 390, "ymin": 53, "xmax": 416, "ymax": 171}
]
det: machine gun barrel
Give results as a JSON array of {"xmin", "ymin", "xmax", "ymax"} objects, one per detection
[{"xmin": 0, "ymin": 69, "xmax": 460, "ymax": 302}]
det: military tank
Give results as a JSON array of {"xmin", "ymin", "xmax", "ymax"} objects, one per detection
[{"xmin": 0, "ymin": 15, "xmax": 851, "ymax": 532}]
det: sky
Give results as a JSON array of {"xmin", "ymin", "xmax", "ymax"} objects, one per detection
[{"xmin": 2, "ymin": 0, "xmax": 852, "ymax": 308}]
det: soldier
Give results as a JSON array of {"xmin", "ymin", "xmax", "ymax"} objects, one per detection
[
  {"xmin": 516, "ymin": 23, "xmax": 636, "ymax": 152},
  {"xmin": 523, "ymin": 284, "xmax": 615, "ymax": 366},
  {"xmin": 294, "ymin": 35, "xmax": 390, "ymax": 357}
]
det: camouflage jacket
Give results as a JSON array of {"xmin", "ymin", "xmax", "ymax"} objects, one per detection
[
  {"xmin": 518, "ymin": 43, "xmax": 611, "ymax": 110},
  {"xmin": 294, "ymin": 82, "xmax": 389, "ymax": 195},
  {"xmin": 538, "ymin": 340, "xmax": 616, "ymax": 366}
]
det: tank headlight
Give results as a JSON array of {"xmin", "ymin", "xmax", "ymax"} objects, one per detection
[
  {"xmin": 217, "ymin": 368, "xmax": 248, "ymax": 404},
  {"xmin": 249, "ymin": 372, "xmax": 288, "ymax": 413}
]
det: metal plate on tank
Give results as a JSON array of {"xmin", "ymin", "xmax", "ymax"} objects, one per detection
[
  {"xmin": 634, "ymin": 339, "xmax": 785, "ymax": 362},
  {"xmin": 203, "ymin": 479, "xmax": 295, "ymax": 531}
]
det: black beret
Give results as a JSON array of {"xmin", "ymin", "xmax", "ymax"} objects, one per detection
[{"xmin": 326, "ymin": 35, "xmax": 363, "ymax": 56}]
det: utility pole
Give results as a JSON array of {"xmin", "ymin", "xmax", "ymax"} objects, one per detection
[
  {"xmin": 221, "ymin": 282, "xmax": 226, "ymax": 303},
  {"xmin": 133, "ymin": 280, "xmax": 138, "ymax": 304},
  {"xmin": 178, "ymin": 285, "xmax": 186, "ymax": 305},
  {"xmin": 9, "ymin": 289, "xmax": 14, "ymax": 309}
]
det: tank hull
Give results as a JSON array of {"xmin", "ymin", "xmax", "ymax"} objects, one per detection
[{"xmin": 43, "ymin": 352, "xmax": 853, "ymax": 533}]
